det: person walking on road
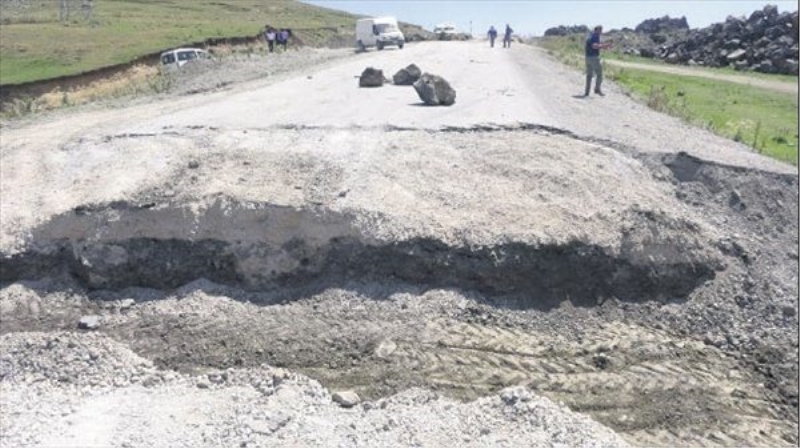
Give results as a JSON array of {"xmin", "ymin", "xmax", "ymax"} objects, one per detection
[
  {"xmin": 503, "ymin": 24, "xmax": 513, "ymax": 48},
  {"xmin": 584, "ymin": 25, "xmax": 612, "ymax": 96},
  {"xmin": 488, "ymin": 26, "xmax": 498, "ymax": 48}
]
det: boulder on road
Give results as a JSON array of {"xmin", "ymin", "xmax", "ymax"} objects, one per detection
[
  {"xmin": 393, "ymin": 64, "xmax": 422, "ymax": 86},
  {"xmin": 359, "ymin": 67, "xmax": 385, "ymax": 88},
  {"xmin": 413, "ymin": 73, "xmax": 456, "ymax": 106}
]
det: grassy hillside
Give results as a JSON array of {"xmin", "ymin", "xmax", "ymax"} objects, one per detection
[
  {"xmin": 537, "ymin": 35, "xmax": 798, "ymax": 165},
  {"xmin": 0, "ymin": 0, "xmax": 360, "ymax": 85}
]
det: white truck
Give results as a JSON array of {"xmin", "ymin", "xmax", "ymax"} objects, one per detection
[{"xmin": 356, "ymin": 17, "xmax": 405, "ymax": 51}]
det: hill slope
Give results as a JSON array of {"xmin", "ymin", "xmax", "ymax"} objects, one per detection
[{"xmin": 0, "ymin": 0, "xmax": 361, "ymax": 85}]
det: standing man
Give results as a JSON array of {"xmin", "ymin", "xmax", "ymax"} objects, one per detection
[
  {"xmin": 503, "ymin": 24, "xmax": 513, "ymax": 48},
  {"xmin": 487, "ymin": 26, "xmax": 498, "ymax": 48},
  {"xmin": 265, "ymin": 26, "xmax": 276, "ymax": 53},
  {"xmin": 280, "ymin": 29, "xmax": 290, "ymax": 51},
  {"xmin": 584, "ymin": 25, "xmax": 611, "ymax": 96}
]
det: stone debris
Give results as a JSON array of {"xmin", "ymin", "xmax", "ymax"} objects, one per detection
[
  {"xmin": 413, "ymin": 73, "xmax": 456, "ymax": 106},
  {"xmin": 78, "ymin": 315, "xmax": 101, "ymax": 330},
  {"xmin": 359, "ymin": 67, "xmax": 385, "ymax": 87},
  {"xmin": 332, "ymin": 390, "xmax": 361, "ymax": 408},
  {"xmin": 392, "ymin": 64, "xmax": 422, "ymax": 86},
  {"xmin": 374, "ymin": 339, "xmax": 397, "ymax": 359}
]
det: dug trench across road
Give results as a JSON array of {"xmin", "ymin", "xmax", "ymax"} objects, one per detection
[{"xmin": 1, "ymin": 41, "xmax": 797, "ymax": 447}]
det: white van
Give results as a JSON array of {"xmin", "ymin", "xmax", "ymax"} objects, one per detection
[
  {"xmin": 160, "ymin": 48, "xmax": 211, "ymax": 72},
  {"xmin": 356, "ymin": 17, "xmax": 405, "ymax": 51},
  {"xmin": 434, "ymin": 23, "xmax": 457, "ymax": 35}
]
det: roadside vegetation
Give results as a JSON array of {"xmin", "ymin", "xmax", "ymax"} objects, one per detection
[
  {"xmin": 537, "ymin": 35, "xmax": 799, "ymax": 165},
  {"xmin": 0, "ymin": 0, "xmax": 358, "ymax": 85}
]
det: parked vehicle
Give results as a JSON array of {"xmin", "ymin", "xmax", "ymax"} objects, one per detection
[
  {"xmin": 434, "ymin": 23, "xmax": 457, "ymax": 35},
  {"xmin": 160, "ymin": 48, "xmax": 211, "ymax": 72},
  {"xmin": 356, "ymin": 17, "xmax": 405, "ymax": 51}
]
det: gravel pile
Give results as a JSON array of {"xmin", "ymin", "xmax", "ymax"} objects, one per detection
[
  {"xmin": 0, "ymin": 331, "xmax": 164, "ymax": 388},
  {"xmin": 0, "ymin": 331, "xmax": 628, "ymax": 447}
]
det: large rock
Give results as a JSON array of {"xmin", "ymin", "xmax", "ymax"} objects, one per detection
[
  {"xmin": 392, "ymin": 64, "xmax": 422, "ymax": 86},
  {"xmin": 359, "ymin": 67, "xmax": 385, "ymax": 88},
  {"xmin": 726, "ymin": 49, "xmax": 747, "ymax": 61},
  {"xmin": 413, "ymin": 73, "xmax": 456, "ymax": 106}
]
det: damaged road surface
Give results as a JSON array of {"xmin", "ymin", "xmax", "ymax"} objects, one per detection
[{"xmin": 1, "ymin": 41, "xmax": 797, "ymax": 447}]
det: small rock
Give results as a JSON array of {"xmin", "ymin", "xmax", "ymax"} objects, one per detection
[
  {"xmin": 728, "ymin": 189, "xmax": 745, "ymax": 210},
  {"xmin": 782, "ymin": 306, "xmax": 796, "ymax": 318},
  {"xmin": 188, "ymin": 160, "xmax": 200, "ymax": 169},
  {"xmin": 332, "ymin": 390, "xmax": 360, "ymax": 408},
  {"xmin": 375, "ymin": 340, "xmax": 397, "ymax": 359},
  {"xmin": 78, "ymin": 315, "xmax": 101, "ymax": 330},
  {"xmin": 593, "ymin": 354, "xmax": 612, "ymax": 370},
  {"xmin": 208, "ymin": 372, "xmax": 227, "ymax": 384},
  {"xmin": 196, "ymin": 379, "xmax": 211, "ymax": 389},
  {"xmin": 731, "ymin": 389, "xmax": 748, "ymax": 398}
]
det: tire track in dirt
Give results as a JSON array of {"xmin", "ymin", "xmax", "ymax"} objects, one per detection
[
  {"xmin": 390, "ymin": 319, "xmax": 795, "ymax": 447},
  {"xmin": 2, "ymin": 283, "xmax": 796, "ymax": 447}
]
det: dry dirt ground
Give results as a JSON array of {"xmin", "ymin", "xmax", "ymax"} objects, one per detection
[{"xmin": 1, "ymin": 41, "xmax": 798, "ymax": 447}]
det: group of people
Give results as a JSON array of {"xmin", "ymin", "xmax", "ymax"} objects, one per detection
[
  {"xmin": 264, "ymin": 26, "xmax": 291, "ymax": 53},
  {"xmin": 487, "ymin": 24, "xmax": 513, "ymax": 48}
]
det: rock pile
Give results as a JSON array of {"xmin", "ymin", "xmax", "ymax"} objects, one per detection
[
  {"xmin": 0, "ymin": 331, "xmax": 163, "ymax": 388},
  {"xmin": 545, "ymin": 5, "xmax": 798, "ymax": 75},
  {"xmin": 634, "ymin": 16, "xmax": 689, "ymax": 34},
  {"xmin": 656, "ymin": 5, "xmax": 798, "ymax": 74},
  {"xmin": 543, "ymin": 25, "xmax": 589, "ymax": 37}
]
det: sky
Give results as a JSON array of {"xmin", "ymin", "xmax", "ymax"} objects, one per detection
[{"xmin": 302, "ymin": 0, "xmax": 798, "ymax": 36}]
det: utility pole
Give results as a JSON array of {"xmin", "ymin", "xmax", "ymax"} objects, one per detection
[
  {"xmin": 82, "ymin": 0, "xmax": 94, "ymax": 22},
  {"xmin": 59, "ymin": 0, "xmax": 69, "ymax": 23}
]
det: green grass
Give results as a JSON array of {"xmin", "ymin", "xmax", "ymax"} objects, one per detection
[
  {"xmin": 611, "ymin": 68, "xmax": 798, "ymax": 164},
  {"xmin": 536, "ymin": 36, "xmax": 798, "ymax": 165},
  {"xmin": 603, "ymin": 52, "xmax": 799, "ymax": 84},
  {"xmin": 0, "ymin": 0, "xmax": 360, "ymax": 85}
]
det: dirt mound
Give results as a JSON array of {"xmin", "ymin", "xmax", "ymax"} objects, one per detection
[{"xmin": 0, "ymin": 331, "xmax": 628, "ymax": 447}]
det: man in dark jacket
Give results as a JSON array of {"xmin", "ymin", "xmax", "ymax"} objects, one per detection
[
  {"xmin": 584, "ymin": 25, "xmax": 612, "ymax": 96},
  {"xmin": 503, "ymin": 24, "xmax": 513, "ymax": 48},
  {"xmin": 488, "ymin": 26, "xmax": 498, "ymax": 48}
]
